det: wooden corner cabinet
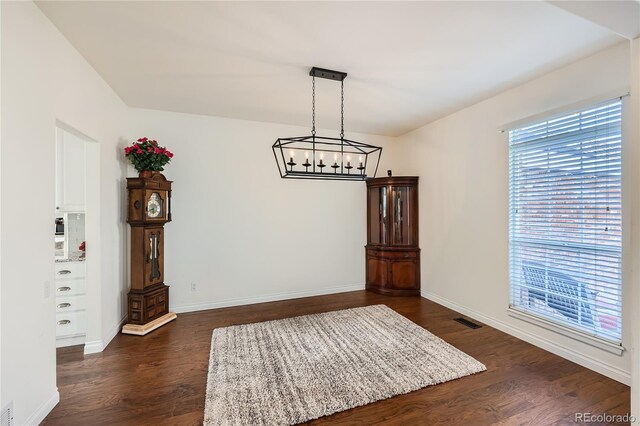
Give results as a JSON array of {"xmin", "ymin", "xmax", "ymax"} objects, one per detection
[{"xmin": 366, "ymin": 176, "xmax": 420, "ymax": 296}]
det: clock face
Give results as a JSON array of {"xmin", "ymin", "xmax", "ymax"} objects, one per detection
[{"xmin": 147, "ymin": 192, "xmax": 163, "ymax": 218}]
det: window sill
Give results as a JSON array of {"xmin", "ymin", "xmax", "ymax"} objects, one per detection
[{"xmin": 506, "ymin": 307, "xmax": 624, "ymax": 356}]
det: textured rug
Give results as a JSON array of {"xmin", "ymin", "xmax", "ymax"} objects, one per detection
[{"xmin": 204, "ymin": 304, "xmax": 486, "ymax": 425}]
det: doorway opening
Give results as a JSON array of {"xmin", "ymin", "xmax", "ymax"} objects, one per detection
[{"xmin": 54, "ymin": 122, "xmax": 101, "ymax": 353}]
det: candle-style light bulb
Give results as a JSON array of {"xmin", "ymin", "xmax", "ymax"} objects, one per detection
[
  {"xmin": 286, "ymin": 150, "xmax": 297, "ymax": 171},
  {"xmin": 302, "ymin": 151, "xmax": 311, "ymax": 170},
  {"xmin": 347, "ymin": 155, "xmax": 351, "ymax": 167},
  {"xmin": 331, "ymin": 152, "xmax": 340, "ymax": 173},
  {"xmin": 357, "ymin": 155, "xmax": 365, "ymax": 173},
  {"xmin": 317, "ymin": 152, "xmax": 326, "ymax": 171}
]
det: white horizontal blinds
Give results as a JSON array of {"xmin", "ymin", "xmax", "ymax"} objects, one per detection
[{"xmin": 508, "ymin": 99, "xmax": 622, "ymax": 344}]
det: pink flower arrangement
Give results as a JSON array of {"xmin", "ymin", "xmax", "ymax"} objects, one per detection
[{"xmin": 124, "ymin": 137, "xmax": 173, "ymax": 172}]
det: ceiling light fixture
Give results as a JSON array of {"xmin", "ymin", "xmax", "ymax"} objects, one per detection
[{"xmin": 272, "ymin": 67, "xmax": 382, "ymax": 181}]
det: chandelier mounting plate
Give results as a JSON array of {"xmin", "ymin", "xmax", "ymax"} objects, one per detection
[{"xmin": 309, "ymin": 67, "xmax": 347, "ymax": 81}]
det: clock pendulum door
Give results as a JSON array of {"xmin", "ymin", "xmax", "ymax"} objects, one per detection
[
  {"xmin": 122, "ymin": 172, "xmax": 176, "ymax": 336},
  {"xmin": 149, "ymin": 231, "xmax": 161, "ymax": 280}
]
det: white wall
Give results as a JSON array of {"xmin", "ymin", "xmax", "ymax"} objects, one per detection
[
  {"xmin": 396, "ymin": 42, "xmax": 633, "ymax": 383},
  {"xmin": 0, "ymin": 0, "xmax": 4, "ymax": 412},
  {"xmin": 129, "ymin": 109, "xmax": 397, "ymax": 312},
  {"xmin": 629, "ymin": 36, "xmax": 640, "ymax": 421},
  {"xmin": 1, "ymin": 2, "xmax": 130, "ymax": 424}
]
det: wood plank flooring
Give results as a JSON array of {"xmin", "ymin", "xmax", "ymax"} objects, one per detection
[{"xmin": 43, "ymin": 291, "xmax": 630, "ymax": 425}]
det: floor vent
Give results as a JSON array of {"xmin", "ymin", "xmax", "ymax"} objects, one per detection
[
  {"xmin": 454, "ymin": 317, "xmax": 482, "ymax": 329},
  {"xmin": 1, "ymin": 401, "xmax": 13, "ymax": 426}
]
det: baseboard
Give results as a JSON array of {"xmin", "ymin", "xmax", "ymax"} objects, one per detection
[
  {"xmin": 56, "ymin": 334, "xmax": 85, "ymax": 348},
  {"xmin": 24, "ymin": 389, "xmax": 59, "ymax": 425},
  {"xmin": 83, "ymin": 315, "xmax": 127, "ymax": 355},
  {"xmin": 422, "ymin": 291, "xmax": 631, "ymax": 385},
  {"xmin": 172, "ymin": 284, "xmax": 364, "ymax": 314}
]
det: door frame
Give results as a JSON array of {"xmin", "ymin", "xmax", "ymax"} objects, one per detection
[{"xmin": 55, "ymin": 120, "xmax": 102, "ymax": 354}]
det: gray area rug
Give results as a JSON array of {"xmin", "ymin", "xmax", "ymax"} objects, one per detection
[{"xmin": 204, "ymin": 304, "xmax": 486, "ymax": 425}]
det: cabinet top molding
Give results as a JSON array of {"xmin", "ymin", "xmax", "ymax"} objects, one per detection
[
  {"xmin": 127, "ymin": 173, "xmax": 173, "ymax": 190},
  {"xmin": 366, "ymin": 176, "xmax": 419, "ymax": 186}
]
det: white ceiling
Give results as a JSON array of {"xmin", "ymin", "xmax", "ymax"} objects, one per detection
[
  {"xmin": 36, "ymin": 1, "xmax": 625, "ymax": 137},
  {"xmin": 547, "ymin": 0, "xmax": 640, "ymax": 39}
]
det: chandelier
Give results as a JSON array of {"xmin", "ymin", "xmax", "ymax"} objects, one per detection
[{"xmin": 272, "ymin": 67, "xmax": 382, "ymax": 181}]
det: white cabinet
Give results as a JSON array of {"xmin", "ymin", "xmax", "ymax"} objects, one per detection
[
  {"xmin": 55, "ymin": 128, "xmax": 86, "ymax": 212},
  {"xmin": 55, "ymin": 261, "xmax": 87, "ymax": 347}
]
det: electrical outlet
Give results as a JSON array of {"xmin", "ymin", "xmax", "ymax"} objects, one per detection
[
  {"xmin": 191, "ymin": 282, "xmax": 197, "ymax": 291},
  {"xmin": 43, "ymin": 280, "xmax": 51, "ymax": 299}
]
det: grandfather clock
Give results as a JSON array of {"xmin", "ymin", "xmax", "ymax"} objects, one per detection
[{"xmin": 122, "ymin": 172, "xmax": 177, "ymax": 335}]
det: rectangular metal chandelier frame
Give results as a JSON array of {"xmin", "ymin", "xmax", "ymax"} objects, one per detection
[{"xmin": 272, "ymin": 135, "xmax": 382, "ymax": 181}]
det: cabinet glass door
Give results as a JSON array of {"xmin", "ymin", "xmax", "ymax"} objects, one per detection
[
  {"xmin": 391, "ymin": 186, "xmax": 414, "ymax": 245},
  {"xmin": 369, "ymin": 186, "xmax": 388, "ymax": 245}
]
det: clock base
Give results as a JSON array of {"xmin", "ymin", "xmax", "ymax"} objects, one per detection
[
  {"xmin": 128, "ymin": 283, "xmax": 170, "ymax": 324},
  {"xmin": 122, "ymin": 312, "xmax": 177, "ymax": 336}
]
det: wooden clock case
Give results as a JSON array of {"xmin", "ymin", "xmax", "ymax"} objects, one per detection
[{"xmin": 122, "ymin": 172, "xmax": 176, "ymax": 335}]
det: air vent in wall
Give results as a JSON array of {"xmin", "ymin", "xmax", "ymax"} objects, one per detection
[
  {"xmin": 1, "ymin": 401, "xmax": 13, "ymax": 426},
  {"xmin": 454, "ymin": 317, "xmax": 482, "ymax": 329}
]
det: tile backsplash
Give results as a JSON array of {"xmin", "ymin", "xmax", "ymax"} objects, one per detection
[{"xmin": 66, "ymin": 213, "xmax": 85, "ymax": 258}]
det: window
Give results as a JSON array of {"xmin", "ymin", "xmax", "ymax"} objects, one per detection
[{"xmin": 508, "ymin": 99, "xmax": 622, "ymax": 344}]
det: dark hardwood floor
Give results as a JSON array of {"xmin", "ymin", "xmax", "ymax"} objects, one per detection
[{"xmin": 43, "ymin": 291, "xmax": 630, "ymax": 425}]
